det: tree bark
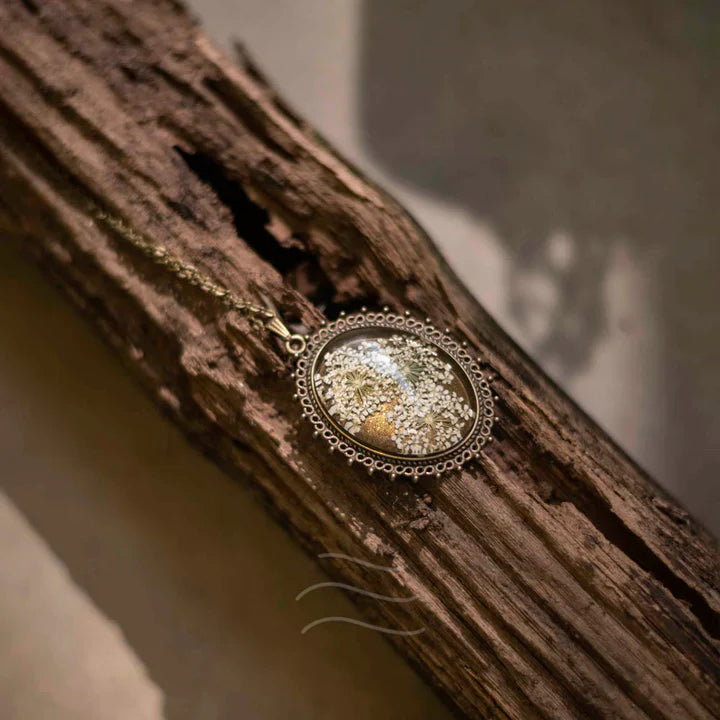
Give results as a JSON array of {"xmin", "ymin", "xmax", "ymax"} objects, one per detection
[{"xmin": 0, "ymin": 1, "xmax": 717, "ymax": 718}]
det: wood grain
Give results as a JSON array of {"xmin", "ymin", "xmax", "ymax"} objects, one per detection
[{"xmin": 0, "ymin": 1, "xmax": 717, "ymax": 717}]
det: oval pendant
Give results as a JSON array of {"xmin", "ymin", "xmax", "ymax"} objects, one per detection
[{"xmin": 294, "ymin": 310, "xmax": 496, "ymax": 479}]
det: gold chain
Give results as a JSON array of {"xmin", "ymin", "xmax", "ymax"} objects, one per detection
[{"xmin": 90, "ymin": 204, "xmax": 307, "ymax": 355}]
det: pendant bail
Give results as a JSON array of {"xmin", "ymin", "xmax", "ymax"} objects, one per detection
[{"xmin": 259, "ymin": 295, "xmax": 307, "ymax": 356}]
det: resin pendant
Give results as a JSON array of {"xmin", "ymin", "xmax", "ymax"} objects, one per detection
[{"xmin": 294, "ymin": 309, "xmax": 496, "ymax": 479}]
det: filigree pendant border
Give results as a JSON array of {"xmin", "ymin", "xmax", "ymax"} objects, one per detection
[{"xmin": 293, "ymin": 310, "xmax": 496, "ymax": 480}]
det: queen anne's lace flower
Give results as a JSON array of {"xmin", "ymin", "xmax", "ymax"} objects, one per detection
[{"xmin": 316, "ymin": 335, "xmax": 474, "ymax": 455}]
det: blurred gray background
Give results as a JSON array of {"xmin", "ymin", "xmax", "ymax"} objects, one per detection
[{"xmin": 1, "ymin": 1, "xmax": 718, "ymax": 719}]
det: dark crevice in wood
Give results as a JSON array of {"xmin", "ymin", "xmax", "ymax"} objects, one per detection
[
  {"xmin": 483, "ymin": 461, "xmax": 720, "ymax": 716},
  {"xmin": 500, "ymin": 421, "xmax": 720, "ymax": 641},
  {"xmin": 500, "ymin": 454, "xmax": 720, "ymax": 708},
  {"xmin": 550, "ymin": 485, "xmax": 719, "ymax": 641},
  {"xmin": 163, "ymin": 198, "xmax": 207, "ymax": 228},
  {"xmin": 153, "ymin": 64, "xmax": 212, "ymax": 107},
  {"xmin": 479, "ymin": 438, "xmax": 720, "ymax": 709},
  {"xmin": 431, "ymin": 486, "xmax": 667, "ymax": 719},
  {"xmin": 102, "ymin": 28, "xmax": 143, "ymax": 48},
  {"xmin": 570, "ymin": 484, "xmax": 719, "ymax": 640},
  {"xmin": 173, "ymin": 146, "xmax": 307, "ymax": 268},
  {"xmin": 118, "ymin": 62, "xmax": 141, "ymax": 82},
  {"xmin": 173, "ymin": 145, "xmax": 381, "ymax": 319},
  {"xmin": 99, "ymin": 6, "xmax": 144, "ymax": 50}
]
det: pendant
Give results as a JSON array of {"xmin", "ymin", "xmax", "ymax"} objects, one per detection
[
  {"xmin": 292, "ymin": 309, "xmax": 496, "ymax": 479},
  {"xmin": 90, "ymin": 202, "xmax": 496, "ymax": 480}
]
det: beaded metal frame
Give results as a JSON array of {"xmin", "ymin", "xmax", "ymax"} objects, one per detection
[{"xmin": 293, "ymin": 310, "xmax": 496, "ymax": 479}]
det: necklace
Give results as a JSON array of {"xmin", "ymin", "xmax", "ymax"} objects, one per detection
[{"xmin": 93, "ymin": 205, "xmax": 497, "ymax": 480}]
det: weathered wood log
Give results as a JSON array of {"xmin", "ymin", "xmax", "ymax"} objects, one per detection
[{"xmin": 0, "ymin": 1, "xmax": 717, "ymax": 718}]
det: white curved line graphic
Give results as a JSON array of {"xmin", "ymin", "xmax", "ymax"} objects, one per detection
[
  {"xmin": 296, "ymin": 581, "xmax": 418, "ymax": 603},
  {"xmin": 301, "ymin": 616, "xmax": 426, "ymax": 636}
]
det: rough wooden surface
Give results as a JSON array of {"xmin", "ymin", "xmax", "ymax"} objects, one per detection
[{"xmin": 0, "ymin": 1, "xmax": 717, "ymax": 718}]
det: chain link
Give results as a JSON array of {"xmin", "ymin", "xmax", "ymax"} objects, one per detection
[{"xmin": 90, "ymin": 204, "xmax": 306, "ymax": 355}]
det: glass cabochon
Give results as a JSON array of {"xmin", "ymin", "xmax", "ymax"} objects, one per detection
[
  {"xmin": 294, "ymin": 311, "xmax": 495, "ymax": 478},
  {"xmin": 314, "ymin": 328, "xmax": 476, "ymax": 456}
]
